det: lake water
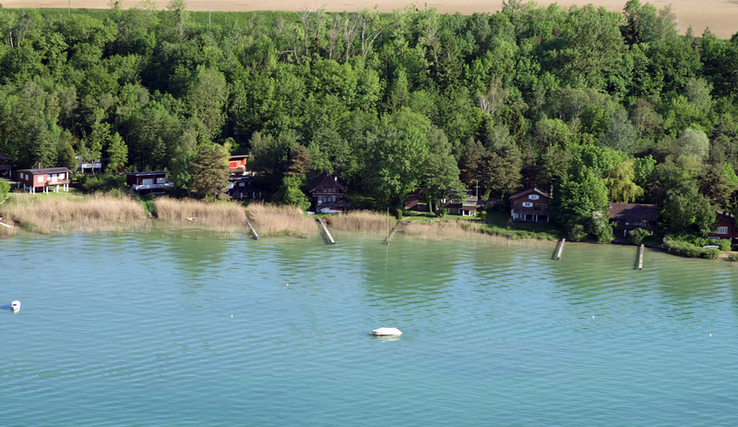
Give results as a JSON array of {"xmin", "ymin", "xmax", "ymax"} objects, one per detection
[{"xmin": 2, "ymin": 229, "xmax": 738, "ymax": 426}]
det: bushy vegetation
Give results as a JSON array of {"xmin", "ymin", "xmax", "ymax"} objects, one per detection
[
  {"xmin": 663, "ymin": 235, "xmax": 721, "ymax": 258},
  {"xmin": 1, "ymin": 1, "xmax": 737, "ymax": 242}
]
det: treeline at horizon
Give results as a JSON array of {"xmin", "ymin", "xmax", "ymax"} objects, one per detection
[{"xmin": 1, "ymin": 0, "xmax": 738, "ymax": 240}]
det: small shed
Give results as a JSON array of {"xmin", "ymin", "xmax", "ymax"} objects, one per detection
[
  {"xmin": 608, "ymin": 203, "xmax": 658, "ymax": 237},
  {"xmin": 124, "ymin": 171, "xmax": 174, "ymax": 194},
  {"xmin": 0, "ymin": 152, "xmax": 13, "ymax": 178},
  {"xmin": 16, "ymin": 167, "xmax": 71, "ymax": 194}
]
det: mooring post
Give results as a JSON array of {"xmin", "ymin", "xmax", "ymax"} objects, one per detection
[
  {"xmin": 318, "ymin": 218, "xmax": 336, "ymax": 244},
  {"xmin": 385, "ymin": 221, "xmax": 402, "ymax": 245},
  {"xmin": 556, "ymin": 238, "xmax": 566, "ymax": 260},
  {"xmin": 245, "ymin": 217, "xmax": 259, "ymax": 240},
  {"xmin": 638, "ymin": 244, "xmax": 644, "ymax": 270}
]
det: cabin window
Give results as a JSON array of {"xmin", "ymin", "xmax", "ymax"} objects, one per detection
[
  {"xmin": 37, "ymin": 176, "xmax": 43, "ymax": 183},
  {"xmin": 156, "ymin": 177, "xmax": 167, "ymax": 184},
  {"xmin": 522, "ymin": 202, "xmax": 533, "ymax": 208},
  {"xmin": 718, "ymin": 226, "xmax": 728, "ymax": 235},
  {"xmin": 529, "ymin": 195, "xmax": 539, "ymax": 200}
]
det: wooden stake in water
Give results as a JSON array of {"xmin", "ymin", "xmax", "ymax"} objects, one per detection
[
  {"xmin": 245, "ymin": 217, "xmax": 259, "ymax": 240},
  {"xmin": 638, "ymin": 244, "xmax": 644, "ymax": 270},
  {"xmin": 318, "ymin": 218, "xmax": 336, "ymax": 244},
  {"xmin": 556, "ymin": 238, "xmax": 565, "ymax": 260}
]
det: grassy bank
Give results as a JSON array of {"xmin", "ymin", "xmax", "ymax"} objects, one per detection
[
  {"xmin": 246, "ymin": 202, "xmax": 318, "ymax": 237},
  {"xmin": 328, "ymin": 210, "xmax": 395, "ymax": 232},
  {"xmin": 154, "ymin": 197, "xmax": 248, "ymax": 233},
  {"xmin": 0, "ymin": 193, "xmax": 147, "ymax": 235}
]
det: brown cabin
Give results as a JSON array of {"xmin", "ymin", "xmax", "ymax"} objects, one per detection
[
  {"xmin": 16, "ymin": 167, "xmax": 71, "ymax": 194},
  {"xmin": 445, "ymin": 189, "xmax": 479, "ymax": 216},
  {"xmin": 0, "ymin": 152, "xmax": 13, "ymax": 178},
  {"xmin": 229, "ymin": 155, "xmax": 249, "ymax": 175},
  {"xmin": 308, "ymin": 171, "xmax": 349, "ymax": 212},
  {"xmin": 124, "ymin": 171, "xmax": 174, "ymax": 194},
  {"xmin": 707, "ymin": 211, "xmax": 737, "ymax": 241},
  {"xmin": 509, "ymin": 186, "xmax": 551, "ymax": 223},
  {"xmin": 227, "ymin": 175, "xmax": 265, "ymax": 200},
  {"xmin": 608, "ymin": 203, "xmax": 658, "ymax": 237}
]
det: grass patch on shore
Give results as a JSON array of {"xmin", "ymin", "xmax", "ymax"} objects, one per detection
[
  {"xmin": 1, "ymin": 193, "xmax": 147, "ymax": 234},
  {"xmin": 403, "ymin": 220, "xmax": 554, "ymax": 246},
  {"xmin": 154, "ymin": 197, "xmax": 247, "ymax": 233},
  {"xmin": 247, "ymin": 202, "xmax": 318, "ymax": 237},
  {"xmin": 329, "ymin": 210, "xmax": 396, "ymax": 232}
]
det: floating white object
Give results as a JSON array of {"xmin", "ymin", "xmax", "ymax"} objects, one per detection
[
  {"xmin": 11, "ymin": 300, "xmax": 20, "ymax": 312},
  {"xmin": 371, "ymin": 327, "xmax": 402, "ymax": 336}
]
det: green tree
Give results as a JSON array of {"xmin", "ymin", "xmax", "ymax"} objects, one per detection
[
  {"xmin": 272, "ymin": 175, "xmax": 310, "ymax": 211},
  {"xmin": 105, "ymin": 132, "xmax": 128, "ymax": 174},
  {"xmin": 190, "ymin": 143, "xmax": 230, "ymax": 199},
  {"xmin": 604, "ymin": 159, "xmax": 644, "ymax": 203}
]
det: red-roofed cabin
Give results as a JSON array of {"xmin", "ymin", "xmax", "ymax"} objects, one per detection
[
  {"xmin": 608, "ymin": 203, "xmax": 658, "ymax": 238},
  {"xmin": 509, "ymin": 186, "xmax": 551, "ymax": 223},
  {"xmin": 707, "ymin": 211, "xmax": 737, "ymax": 241},
  {"xmin": 16, "ymin": 167, "xmax": 71, "ymax": 194},
  {"xmin": 308, "ymin": 171, "xmax": 350, "ymax": 212},
  {"xmin": 124, "ymin": 171, "xmax": 174, "ymax": 194},
  {"xmin": 229, "ymin": 155, "xmax": 249, "ymax": 175}
]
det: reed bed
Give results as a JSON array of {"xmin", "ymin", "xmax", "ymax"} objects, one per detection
[
  {"xmin": 329, "ymin": 210, "xmax": 395, "ymax": 232},
  {"xmin": 247, "ymin": 202, "xmax": 318, "ymax": 237},
  {"xmin": 2, "ymin": 193, "xmax": 147, "ymax": 234},
  {"xmin": 154, "ymin": 197, "xmax": 248, "ymax": 233},
  {"xmin": 403, "ymin": 220, "xmax": 552, "ymax": 247}
]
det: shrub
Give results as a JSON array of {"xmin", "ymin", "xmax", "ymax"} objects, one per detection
[
  {"xmin": 663, "ymin": 236, "xmax": 720, "ymax": 259},
  {"xmin": 627, "ymin": 227, "xmax": 650, "ymax": 245},
  {"xmin": 569, "ymin": 224, "xmax": 587, "ymax": 241},
  {"xmin": 0, "ymin": 178, "xmax": 10, "ymax": 200},
  {"xmin": 717, "ymin": 238, "xmax": 732, "ymax": 251},
  {"xmin": 730, "ymin": 253, "xmax": 738, "ymax": 262}
]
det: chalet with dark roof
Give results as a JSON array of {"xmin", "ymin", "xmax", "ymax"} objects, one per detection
[
  {"xmin": 308, "ymin": 171, "xmax": 349, "ymax": 212},
  {"xmin": 608, "ymin": 203, "xmax": 658, "ymax": 237},
  {"xmin": 124, "ymin": 171, "xmax": 174, "ymax": 194},
  {"xmin": 445, "ymin": 189, "xmax": 480, "ymax": 216},
  {"xmin": 509, "ymin": 186, "xmax": 551, "ymax": 223},
  {"xmin": 16, "ymin": 167, "xmax": 71, "ymax": 194},
  {"xmin": 707, "ymin": 210, "xmax": 737, "ymax": 241},
  {"xmin": 0, "ymin": 152, "xmax": 13, "ymax": 178},
  {"xmin": 227, "ymin": 175, "xmax": 265, "ymax": 200}
]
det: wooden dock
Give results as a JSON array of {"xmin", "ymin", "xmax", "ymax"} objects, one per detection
[
  {"xmin": 245, "ymin": 217, "xmax": 259, "ymax": 240},
  {"xmin": 638, "ymin": 244, "xmax": 644, "ymax": 270},
  {"xmin": 318, "ymin": 219, "xmax": 336, "ymax": 244},
  {"xmin": 385, "ymin": 221, "xmax": 403, "ymax": 245},
  {"xmin": 556, "ymin": 238, "xmax": 565, "ymax": 260}
]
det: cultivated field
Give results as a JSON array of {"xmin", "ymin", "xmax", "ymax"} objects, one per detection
[{"xmin": 3, "ymin": 0, "xmax": 737, "ymax": 38}]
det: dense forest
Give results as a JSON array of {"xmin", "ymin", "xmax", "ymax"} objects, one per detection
[{"xmin": 1, "ymin": 0, "xmax": 738, "ymax": 241}]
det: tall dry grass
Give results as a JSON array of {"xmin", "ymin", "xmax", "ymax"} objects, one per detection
[
  {"xmin": 329, "ymin": 210, "xmax": 395, "ymax": 232},
  {"xmin": 403, "ymin": 220, "xmax": 552, "ymax": 247},
  {"xmin": 154, "ymin": 197, "xmax": 247, "ymax": 232},
  {"xmin": 247, "ymin": 202, "xmax": 318, "ymax": 237},
  {"xmin": 2, "ymin": 193, "xmax": 147, "ymax": 233}
]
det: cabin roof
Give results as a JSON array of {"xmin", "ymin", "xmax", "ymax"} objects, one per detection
[
  {"xmin": 716, "ymin": 210, "xmax": 736, "ymax": 223},
  {"xmin": 608, "ymin": 203, "xmax": 658, "ymax": 221},
  {"xmin": 16, "ymin": 167, "xmax": 71, "ymax": 174},
  {"xmin": 124, "ymin": 171, "xmax": 170, "ymax": 176},
  {"xmin": 229, "ymin": 155, "xmax": 249, "ymax": 160},
  {"xmin": 509, "ymin": 186, "xmax": 550, "ymax": 201},
  {"xmin": 0, "ymin": 152, "xmax": 14, "ymax": 160},
  {"xmin": 308, "ymin": 171, "xmax": 346, "ymax": 193}
]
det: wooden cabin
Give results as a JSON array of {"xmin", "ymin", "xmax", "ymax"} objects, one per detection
[
  {"xmin": 16, "ymin": 167, "xmax": 71, "ymax": 194},
  {"xmin": 707, "ymin": 211, "xmax": 737, "ymax": 241},
  {"xmin": 124, "ymin": 171, "xmax": 174, "ymax": 194},
  {"xmin": 76, "ymin": 155, "xmax": 103, "ymax": 174},
  {"xmin": 229, "ymin": 155, "xmax": 249, "ymax": 175},
  {"xmin": 0, "ymin": 152, "xmax": 13, "ymax": 178},
  {"xmin": 509, "ymin": 186, "xmax": 551, "ymax": 223},
  {"xmin": 445, "ymin": 190, "xmax": 479, "ymax": 216},
  {"xmin": 227, "ymin": 175, "xmax": 265, "ymax": 200},
  {"xmin": 308, "ymin": 171, "xmax": 350, "ymax": 212},
  {"xmin": 608, "ymin": 203, "xmax": 658, "ymax": 237}
]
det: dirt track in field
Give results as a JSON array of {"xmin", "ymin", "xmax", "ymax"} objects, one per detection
[{"xmin": 3, "ymin": 0, "xmax": 737, "ymax": 39}]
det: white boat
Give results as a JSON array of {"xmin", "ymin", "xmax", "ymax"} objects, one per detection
[
  {"xmin": 10, "ymin": 300, "xmax": 20, "ymax": 312},
  {"xmin": 371, "ymin": 327, "xmax": 402, "ymax": 336}
]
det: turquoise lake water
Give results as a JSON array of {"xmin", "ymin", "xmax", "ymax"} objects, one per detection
[{"xmin": 2, "ymin": 229, "xmax": 738, "ymax": 426}]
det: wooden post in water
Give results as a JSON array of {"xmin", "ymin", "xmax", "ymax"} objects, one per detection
[
  {"xmin": 556, "ymin": 238, "xmax": 565, "ymax": 260},
  {"xmin": 638, "ymin": 244, "xmax": 644, "ymax": 270},
  {"xmin": 245, "ymin": 217, "xmax": 259, "ymax": 240},
  {"xmin": 318, "ymin": 218, "xmax": 336, "ymax": 244}
]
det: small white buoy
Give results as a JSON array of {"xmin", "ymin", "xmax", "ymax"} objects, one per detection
[
  {"xmin": 371, "ymin": 327, "xmax": 402, "ymax": 336},
  {"xmin": 231, "ymin": 315, "xmax": 233, "ymax": 318},
  {"xmin": 11, "ymin": 300, "xmax": 21, "ymax": 312},
  {"xmin": 710, "ymin": 334, "xmax": 712, "ymax": 337},
  {"xmin": 592, "ymin": 316, "xmax": 595, "ymax": 319}
]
